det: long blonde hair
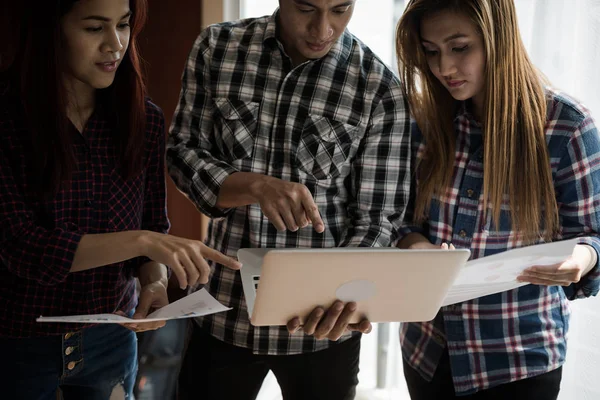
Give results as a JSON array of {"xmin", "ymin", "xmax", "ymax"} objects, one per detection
[{"xmin": 396, "ymin": 0, "xmax": 558, "ymax": 242}]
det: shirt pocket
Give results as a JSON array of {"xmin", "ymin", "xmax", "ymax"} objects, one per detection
[
  {"xmin": 296, "ymin": 114, "xmax": 360, "ymax": 180},
  {"xmin": 481, "ymin": 207, "xmax": 513, "ymax": 238},
  {"xmin": 214, "ymin": 98, "xmax": 259, "ymax": 161}
]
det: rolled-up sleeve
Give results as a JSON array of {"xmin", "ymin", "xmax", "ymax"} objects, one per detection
[
  {"xmin": 556, "ymin": 114, "xmax": 600, "ymax": 300},
  {"xmin": 166, "ymin": 29, "xmax": 238, "ymax": 219}
]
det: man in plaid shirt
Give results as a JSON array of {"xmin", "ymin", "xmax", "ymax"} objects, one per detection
[{"xmin": 167, "ymin": 0, "xmax": 410, "ymax": 398}]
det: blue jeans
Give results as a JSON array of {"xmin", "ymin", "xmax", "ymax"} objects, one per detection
[
  {"xmin": 1, "ymin": 323, "xmax": 137, "ymax": 400},
  {"xmin": 135, "ymin": 319, "xmax": 189, "ymax": 400}
]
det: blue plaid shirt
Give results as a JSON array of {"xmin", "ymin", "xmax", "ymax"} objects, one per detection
[{"xmin": 399, "ymin": 89, "xmax": 600, "ymax": 395}]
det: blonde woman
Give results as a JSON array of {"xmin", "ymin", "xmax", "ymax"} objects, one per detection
[{"xmin": 396, "ymin": 0, "xmax": 600, "ymax": 398}]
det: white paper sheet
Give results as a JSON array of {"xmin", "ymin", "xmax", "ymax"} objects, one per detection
[
  {"xmin": 36, "ymin": 288, "xmax": 231, "ymax": 323},
  {"xmin": 442, "ymin": 238, "xmax": 581, "ymax": 306}
]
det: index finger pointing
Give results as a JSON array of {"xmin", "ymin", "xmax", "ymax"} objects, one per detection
[
  {"xmin": 202, "ymin": 247, "xmax": 242, "ymax": 270},
  {"xmin": 301, "ymin": 196, "xmax": 324, "ymax": 233}
]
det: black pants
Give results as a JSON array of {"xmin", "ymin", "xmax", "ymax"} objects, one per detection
[
  {"xmin": 178, "ymin": 324, "xmax": 360, "ymax": 400},
  {"xmin": 403, "ymin": 346, "xmax": 562, "ymax": 400}
]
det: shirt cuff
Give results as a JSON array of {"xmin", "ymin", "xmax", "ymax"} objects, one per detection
[
  {"xmin": 570, "ymin": 237, "xmax": 600, "ymax": 298},
  {"xmin": 191, "ymin": 162, "xmax": 238, "ymax": 219},
  {"xmin": 39, "ymin": 226, "xmax": 84, "ymax": 286},
  {"xmin": 397, "ymin": 225, "xmax": 425, "ymax": 243}
]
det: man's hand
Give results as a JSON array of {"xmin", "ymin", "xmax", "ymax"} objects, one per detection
[
  {"xmin": 253, "ymin": 176, "xmax": 325, "ymax": 233},
  {"xmin": 286, "ymin": 301, "xmax": 372, "ymax": 341}
]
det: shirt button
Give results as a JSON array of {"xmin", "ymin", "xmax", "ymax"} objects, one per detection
[
  {"xmin": 67, "ymin": 361, "xmax": 77, "ymax": 370},
  {"xmin": 65, "ymin": 346, "xmax": 74, "ymax": 356},
  {"xmin": 64, "ymin": 332, "xmax": 73, "ymax": 340},
  {"xmin": 466, "ymin": 189, "xmax": 474, "ymax": 198},
  {"xmin": 459, "ymin": 229, "xmax": 467, "ymax": 238}
]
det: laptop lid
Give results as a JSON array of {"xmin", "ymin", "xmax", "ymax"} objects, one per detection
[{"xmin": 238, "ymin": 248, "xmax": 470, "ymax": 326}]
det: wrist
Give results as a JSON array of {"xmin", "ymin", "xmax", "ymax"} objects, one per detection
[
  {"xmin": 248, "ymin": 173, "xmax": 269, "ymax": 202},
  {"xmin": 139, "ymin": 261, "xmax": 169, "ymax": 288},
  {"xmin": 136, "ymin": 230, "xmax": 153, "ymax": 258},
  {"xmin": 576, "ymin": 244, "xmax": 598, "ymax": 276}
]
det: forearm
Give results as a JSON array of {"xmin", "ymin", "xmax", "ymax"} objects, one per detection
[
  {"xmin": 70, "ymin": 231, "xmax": 150, "ymax": 273},
  {"xmin": 216, "ymin": 172, "xmax": 267, "ymax": 208},
  {"xmin": 397, "ymin": 232, "xmax": 431, "ymax": 249},
  {"xmin": 579, "ymin": 244, "xmax": 598, "ymax": 277}
]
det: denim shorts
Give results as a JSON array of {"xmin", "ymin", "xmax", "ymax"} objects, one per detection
[{"xmin": 1, "ymin": 322, "xmax": 137, "ymax": 400}]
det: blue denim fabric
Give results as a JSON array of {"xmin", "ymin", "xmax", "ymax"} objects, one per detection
[
  {"xmin": 1, "ymin": 323, "xmax": 137, "ymax": 400},
  {"xmin": 135, "ymin": 319, "xmax": 189, "ymax": 400}
]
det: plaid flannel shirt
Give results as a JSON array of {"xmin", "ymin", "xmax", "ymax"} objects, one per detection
[
  {"xmin": 0, "ymin": 94, "xmax": 170, "ymax": 338},
  {"xmin": 167, "ymin": 11, "xmax": 411, "ymax": 355},
  {"xmin": 399, "ymin": 90, "xmax": 600, "ymax": 395}
]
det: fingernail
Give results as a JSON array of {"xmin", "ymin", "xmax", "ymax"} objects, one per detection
[
  {"xmin": 335, "ymin": 302, "xmax": 344, "ymax": 311},
  {"xmin": 316, "ymin": 309, "xmax": 325, "ymax": 317},
  {"xmin": 348, "ymin": 302, "xmax": 357, "ymax": 311}
]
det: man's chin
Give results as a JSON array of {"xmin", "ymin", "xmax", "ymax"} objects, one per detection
[{"xmin": 301, "ymin": 47, "xmax": 331, "ymax": 60}]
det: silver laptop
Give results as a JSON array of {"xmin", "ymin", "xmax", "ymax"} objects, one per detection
[{"xmin": 238, "ymin": 247, "xmax": 470, "ymax": 326}]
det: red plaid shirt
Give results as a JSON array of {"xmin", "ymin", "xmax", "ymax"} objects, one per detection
[{"xmin": 0, "ymin": 94, "xmax": 170, "ymax": 337}]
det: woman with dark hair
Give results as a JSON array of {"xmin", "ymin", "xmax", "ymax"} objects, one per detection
[{"xmin": 0, "ymin": 1, "xmax": 241, "ymax": 398}]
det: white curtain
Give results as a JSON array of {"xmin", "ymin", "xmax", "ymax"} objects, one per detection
[
  {"xmin": 516, "ymin": 2, "xmax": 600, "ymax": 400},
  {"xmin": 516, "ymin": 0, "xmax": 600, "ymax": 117}
]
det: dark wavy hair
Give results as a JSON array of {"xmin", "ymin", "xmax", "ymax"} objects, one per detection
[{"xmin": 1, "ymin": 0, "xmax": 149, "ymax": 195}]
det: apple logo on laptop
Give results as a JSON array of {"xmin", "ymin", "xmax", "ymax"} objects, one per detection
[{"xmin": 335, "ymin": 279, "xmax": 377, "ymax": 302}]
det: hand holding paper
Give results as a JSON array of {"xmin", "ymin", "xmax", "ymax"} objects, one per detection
[
  {"xmin": 443, "ymin": 238, "xmax": 581, "ymax": 306},
  {"xmin": 518, "ymin": 243, "xmax": 597, "ymax": 286},
  {"xmin": 120, "ymin": 280, "xmax": 170, "ymax": 332}
]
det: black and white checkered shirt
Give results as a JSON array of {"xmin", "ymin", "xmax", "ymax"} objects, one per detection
[{"xmin": 167, "ymin": 11, "xmax": 411, "ymax": 355}]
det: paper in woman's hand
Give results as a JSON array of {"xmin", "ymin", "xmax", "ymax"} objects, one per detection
[
  {"xmin": 443, "ymin": 238, "xmax": 580, "ymax": 306},
  {"xmin": 37, "ymin": 288, "xmax": 230, "ymax": 323}
]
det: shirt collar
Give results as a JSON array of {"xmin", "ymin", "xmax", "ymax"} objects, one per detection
[
  {"xmin": 262, "ymin": 9, "xmax": 279, "ymax": 47},
  {"xmin": 454, "ymin": 101, "xmax": 482, "ymax": 129}
]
